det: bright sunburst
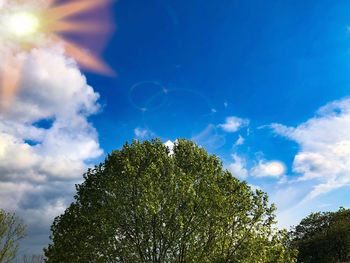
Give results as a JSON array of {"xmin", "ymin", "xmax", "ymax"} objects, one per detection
[
  {"xmin": 0, "ymin": 0, "xmax": 114, "ymax": 109},
  {"xmin": 7, "ymin": 12, "xmax": 40, "ymax": 37},
  {"xmin": 266, "ymin": 161, "xmax": 285, "ymax": 177}
]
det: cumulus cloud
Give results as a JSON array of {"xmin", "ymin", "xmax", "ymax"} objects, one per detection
[
  {"xmin": 218, "ymin": 116, "xmax": 249, "ymax": 133},
  {"xmin": 228, "ymin": 154, "xmax": 248, "ymax": 179},
  {"xmin": 0, "ymin": 46, "xmax": 103, "ymax": 253},
  {"xmin": 271, "ymin": 97, "xmax": 350, "ymax": 198}
]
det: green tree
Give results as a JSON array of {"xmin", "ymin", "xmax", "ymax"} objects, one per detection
[
  {"xmin": 0, "ymin": 209, "xmax": 26, "ymax": 263},
  {"xmin": 45, "ymin": 139, "xmax": 297, "ymax": 263},
  {"xmin": 289, "ymin": 207, "xmax": 350, "ymax": 263}
]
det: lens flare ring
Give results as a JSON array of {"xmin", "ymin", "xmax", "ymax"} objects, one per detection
[{"xmin": 129, "ymin": 81, "xmax": 169, "ymax": 112}]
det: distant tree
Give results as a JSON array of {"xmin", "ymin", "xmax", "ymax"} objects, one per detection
[
  {"xmin": 17, "ymin": 255, "xmax": 45, "ymax": 263},
  {"xmin": 45, "ymin": 139, "xmax": 297, "ymax": 262},
  {"xmin": 289, "ymin": 207, "xmax": 350, "ymax": 263},
  {"xmin": 0, "ymin": 209, "xmax": 26, "ymax": 263}
]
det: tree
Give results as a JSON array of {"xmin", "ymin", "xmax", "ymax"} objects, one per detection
[
  {"xmin": 18, "ymin": 255, "xmax": 45, "ymax": 263},
  {"xmin": 289, "ymin": 207, "xmax": 350, "ymax": 263},
  {"xmin": 0, "ymin": 209, "xmax": 26, "ymax": 263},
  {"xmin": 45, "ymin": 139, "xmax": 297, "ymax": 262}
]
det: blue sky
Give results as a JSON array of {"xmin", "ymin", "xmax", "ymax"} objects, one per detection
[
  {"xmin": 92, "ymin": 0, "xmax": 350, "ymax": 153},
  {"xmin": 96, "ymin": 0, "xmax": 350, "ymax": 224},
  {"xmin": 2, "ymin": 0, "xmax": 350, "ymax": 255},
  {"xmin": 90, "ymin": 0, "xmax": 350, "ymax": 221}
]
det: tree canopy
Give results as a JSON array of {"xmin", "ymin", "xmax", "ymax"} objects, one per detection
[
  {"xmin": 289, "ymin": 207, "xmax": 350, "ymax": 263},
  {"xmin": 45, "ymin": 139, "xmax": 296, "ymax": 263},
  {"xmin": 0, "ymin": 209, "xmax": 26, "ymax": 263}
]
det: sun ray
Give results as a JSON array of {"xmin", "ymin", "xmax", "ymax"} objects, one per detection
[
  {"xmin": 0, "ymin": 57, "xmax": 22, "ymax": 111},
  {"xmin": 47, "ymin": 0, "xmax": 112, "ymax": 20},
  {"xmin": 48, "ymin": 0, "xmax": 56, "ymax": 5},
  {"xmin": 0, "ymin": 0, "xmax": 115, "ymax": 109},
  {"xmin": 46, "ymin": 21, "xmax": 110, "ymax": 34},
  {"xmin": 46, "ymin": 0, "xmax": 56, "ymax": 7},
  {"xmin": 53, "ymin": 36, "xmax": 114, "ymax": 76}
]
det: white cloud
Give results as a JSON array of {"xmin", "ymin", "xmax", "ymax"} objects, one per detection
[
  {"xmin": 218, "ymin": 116, "xmax": 249, "ymax": 133},
  {"xmin": 192, "ymin": 116, "xmax": 248, "ymax": 150},
  {"xmin": 251, "ymin": 160, "xmax": 286, "ymax": 178},
  {"xmin": 0, "ymin": 46, "xmax": 103, "ymax": 253},
  {"xmin": 164, "ymin": 140, "xmax": 175, "ymax": 155},
  {"xmin": 271, "ymin": 97, "xmax": 350, "ymax": 198},
  {"xmin": 228, "ymin": 154, "xmax": 248, "ymax": 180}
]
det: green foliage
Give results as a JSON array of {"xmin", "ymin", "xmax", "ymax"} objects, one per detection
[
  {"xmin": 290, "ymin": 207, "xmax": 350, "ymax": 263},
  {"xmin": 0, "ymin": 209, "xmax": 26, "ymax": 263},
  {"xmin": 45, "ymin": 139, "xmax": 296, "ymax": 263}
]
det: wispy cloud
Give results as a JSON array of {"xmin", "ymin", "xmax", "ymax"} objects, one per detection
[
  {"xmin": 192, "ymin": 124, "xmax": 226, "ymax": 150},
  {"xmin": 234, "ymin": 135, "xmax": 245, "ymax": 146},
  {"xmin": 134, "ymin": 127, "xmax": 153, "ymax": 139}
]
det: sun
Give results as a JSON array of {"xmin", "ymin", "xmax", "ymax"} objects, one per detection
[
  {"xmin": 0, "ymin": 0, "xmax": 114, "ymax": 110},
  {"xmin": 7, "ymin": 12, "xmax": 40, "ymax": 37},
  {"xmin": 266, "ymin": 161, "xmax": 285, "ymax": 176}
]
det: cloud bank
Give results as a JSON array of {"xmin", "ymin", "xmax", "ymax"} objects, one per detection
[
  {"xmin": 0, "ymin": 46, "xmax": 103, "ymax": 253},
  {"xmin": 271, "ymin": 97, "xmax": 350, "ymax": 199}
]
